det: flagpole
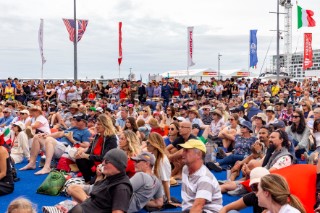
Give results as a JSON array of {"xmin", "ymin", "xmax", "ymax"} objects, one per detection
[
  {"xmin": 118, "ymin": 66, "xmax": 120, "ymax": 81},
  {"xmin": 73, "ymin": 0, "xmax": 78, "ymax": 81}
]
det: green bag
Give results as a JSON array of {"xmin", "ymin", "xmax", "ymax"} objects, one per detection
[{"xmin": 37, "ymin": 170, "xmax": 66, "ymax": 196}]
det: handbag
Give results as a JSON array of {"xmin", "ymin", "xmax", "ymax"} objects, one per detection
[{"xmin": 37, "ymin": 170, "xmax": 66, "ymax": 196}]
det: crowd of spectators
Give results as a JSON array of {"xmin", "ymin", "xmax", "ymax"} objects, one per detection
[{"xmin": 0, "ymin": 76, "xmax": 320, "ymax": 212}]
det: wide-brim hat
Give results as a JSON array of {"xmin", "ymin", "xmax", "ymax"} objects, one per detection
[
  {"xmin": 69, "ymin": 103, "xmax": 79, "ymax": 109},
  {"xmin": 188, "ymin": 109, "xmax": 200, "ymax": 118},
  {"xmin": 240, "ymin": 120, "xmax": 253, "ymax": 132},
  {"xmin": 252, "ymin": 113, "xmax": 266, "ymax": 122},
  {"xmin": 212, "ymin": 109, "xmax": 223, "ymax": 117}
]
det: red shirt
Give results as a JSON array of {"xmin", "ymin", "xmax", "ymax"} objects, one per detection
[
  {"xmin": 93, "ymin": 136, "xmax": 103, "ymax": 165},
  {"xmin": 151, "ymin": 127, "xmax": 165, "ymax": 136},
  {"xmin": 126, "ymin": 159, "xmax": 136, "ymax": 178}
]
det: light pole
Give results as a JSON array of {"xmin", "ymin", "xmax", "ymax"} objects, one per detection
[
  {"xmin": 276, "ymin": 0, "xmax": 280, "ymax": 85},
  {"xmin": 218, "ymin": 53, "xmax": 222, "ymax": 80},
  {"xmin": 73, "ymin": 0, "xmax": 77, "ymax": 81}
]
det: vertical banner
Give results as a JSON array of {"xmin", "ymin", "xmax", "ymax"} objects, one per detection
[
  {"xmin": 118, "ymin": 22, "xmax": 123, "ymax": 66},
  {"xmin": 304, "ymin": 33, "xmax": 313, "ymax": 70},
  {"xmin": 187, "ymin": 26, "xmax": 195, "ymax": 67},
  {"xmin": 77, "ymin": 19, "xmax": 88, "ymax": 42},
  {"xmin": 249, "ymin": 30, "xmax": 258, "ymax": 68},
  {"xmin": 38, "ymin": 19, "xmax": 46, "ymax": 78}
]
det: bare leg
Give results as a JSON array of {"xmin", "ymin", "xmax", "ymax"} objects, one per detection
[
  {"xmin": 19, "ymin": 135, "xmax": 42, "ymax": 170},
  {"xmin": 67, "ymin": 185, "xmax": 90, "ymax": 204},
  {"xmin": 220, "ymin": 181, "xmax": 237, "ymax": 193},
  {"xmin": 35, "ymin": 137, "xmax": 57, "ymax": 175}
]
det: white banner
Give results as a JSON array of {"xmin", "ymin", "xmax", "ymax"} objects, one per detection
[
  {"xmin": 187, "ymin": 26, "xmax": 195, "ymax": 67},
  {"xmin": 38, "ymin": 19, "xmax": 46, "ymax": 77}
]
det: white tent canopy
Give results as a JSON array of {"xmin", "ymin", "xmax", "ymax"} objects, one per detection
[{"xmin": 160, "ymin": 68, "xmax": 252, "ymax": 80}]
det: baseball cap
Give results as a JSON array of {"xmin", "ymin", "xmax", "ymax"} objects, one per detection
[
  {"xmin": 89, "ymin": 107, "xmax": 96, "ymax": 112},
  {"xmin": 12, "ymin": 121, "xmax": 25, "ymax": 131},
  {"xmin": 179, "ymin": 105, "xmax": 188, "ymax": 111},
  {"xmin": 192, "ymin": 124, "xmax": 201, "ymax": 131},
  {"xmin": 131, "ymin": 152, "xmax": 156, "ymax": 166},
  {"xmin": 272, "ymin": 120, "xmax": 286, "ymax": 129},
  {"xmin": 173, "ymin": 116, "xmax": 186, "ymax": 122},
  {"xmin": 249, "ymin": 167, "xmax": 270, "ymax": 186},
  {"xmin": 96, "ymin": 107, "xmax": 103, "ymax": 113},
  {"xmin": 178, "ymin": 139, "xmax": 206, "ymax": 153},
  {"xmin": 252, "ymin": 113, "xmax": 266, "ymax": 122}
]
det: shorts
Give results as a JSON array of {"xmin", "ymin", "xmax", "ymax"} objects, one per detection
[{"xmin": 54, "ymin": 142, "xmax": 67, "ymax": 159}]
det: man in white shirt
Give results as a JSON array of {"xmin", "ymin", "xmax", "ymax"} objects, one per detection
[
  {"xmin": 179, "ymin": 139, "xmax": 222, "ymax": 212},
  {"xmin": 65, "ymin": 81, "xmax": 77, "ymax": 102}
]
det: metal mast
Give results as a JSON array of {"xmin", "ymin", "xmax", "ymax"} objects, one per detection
[{"xmin": 281, "ymin": 0, "xmax": 293, "ymax": 77}]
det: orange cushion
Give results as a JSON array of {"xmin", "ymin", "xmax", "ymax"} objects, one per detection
[
  {"xmin": 241, "ymin": 164, "xmax": 316, "ymax": 213},
  {"xmin": 50, "ymin": 128, "xmax": 58, "ymax": 133}
]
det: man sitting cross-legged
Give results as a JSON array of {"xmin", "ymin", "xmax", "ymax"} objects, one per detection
[{"xmin": 20, "ymin": 114, "xmax": 91, "ymax": 175}]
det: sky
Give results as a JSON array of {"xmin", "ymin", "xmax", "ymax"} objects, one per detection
[{"xmin": 0, "ymin": 0, "xmax": 319, "ymax": 80}]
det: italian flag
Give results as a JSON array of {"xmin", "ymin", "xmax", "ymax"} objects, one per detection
[
  {"xmin": 0, "ymin": 128, "xmax": 11, "ymax": 147},
  {"xmin": 297, "ymin": 5, "xmax": 316, "ymax": 29}
]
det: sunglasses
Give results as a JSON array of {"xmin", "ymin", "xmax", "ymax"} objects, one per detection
[
  {"xmin": 250, "ymin": 183, "xmax": 258, "ymax": 192},
  {"xmin": 103, "ymin": 160, "xmax": 111, "ymax": 165},
  {"xmin": 301, "ymin": 105, "xmax": 306, "ymax": 107},
  {"xmin": 143, "ymin": 110, "xmax": 148, "ymax": 112},
  {"xmin": 292, "ymin": 115, "xmax": 300, "ymax": 118},
  {"xmin": 20, "ymin": 113, "xmax": 26, "ymax": 115},
  {"xmin": 134, "ymin": 160, "xmax": 146, "ymax": 163},
  {"xmin": 169, "ymin": 128, "xmax": 176, "ymax": 131},
  {"xmin": 228, "ymin": 118, "xmax": 235, "ymax": 121}
]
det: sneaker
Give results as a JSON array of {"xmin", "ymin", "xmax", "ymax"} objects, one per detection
[
  {"xmin": 227, "ymin": 183, "xmax": 248, "ymax": 196},
  {"xmin": 25, "ymin": 128, "xmax": 34, "ymax": 139},
  {"xmin": 216, "ymin": 148, "xmax": 226, "ymax": 159},
  {"xmin": 206, "ymin": 162, "xmax": 223, "ymax": 172}
]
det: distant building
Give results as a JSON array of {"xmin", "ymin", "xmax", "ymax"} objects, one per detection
[{"xmin": 272, "ymin": 49, "xmax": 320, "ymax": 80}]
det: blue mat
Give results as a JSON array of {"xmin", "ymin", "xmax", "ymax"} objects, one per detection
[{"xmin": 0, "ymin": 158, "xmax": 252, "ymax": 213}]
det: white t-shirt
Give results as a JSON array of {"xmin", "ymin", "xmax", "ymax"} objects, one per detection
[
  {"xmin": 56, "ymin": 88, "xmax": 66, "ymax": 102},
  {"xmin": 66, "ymin": 85, "xmax": 77, "ymax": 101},
  {"xmin": 238, "ymin": 84, "xmax": 247, "ymax": 97},
  {"xmin": 31, "ymin": 115, "xmax": 50, "ymax": 134},
  {"xmin": 267, "ymin": 204, "xmax": 301, "ymax": 213},
  {"xmin": 215, "ymin": 84, "xmax": 224, "ymax": 94},
  {"xmin": 157, "ymin": 156, "xmax": 171, "ymax": 182},
  {"xmin": 75, "ymin": 87, "xmax": 83, "ymax": 100}
]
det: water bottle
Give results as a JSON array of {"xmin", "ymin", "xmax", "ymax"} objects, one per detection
[
  {"xmin": 211, "ymin": 144, "xmax": 218, "ymax": 163},
  {"xmin": 205, "ymin": 142, "xmax": 214, "ymax": 163}
]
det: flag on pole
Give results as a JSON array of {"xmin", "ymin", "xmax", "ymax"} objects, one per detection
[
  {"xmin": 63, "ymin": 19, "xmax": 77, "ymax": 42},
  {"xmin": 118, "ymin": 22, "xmax": 123, "ymax": 66},
  {"xmin": 249, "ymin": 30, "xmax": 258, "ymax": 68},
  {"xmin": 297, "ymin": 5, "xmax": 316, "ymax": 29},
  {"xmin": 187, "ymin": 27, "xmax": 195, "ymax": 67},
  {"xmin": 77, "ymin": 19, "xmax": 88, "ymax": 42},
  {"xmin": 303, "ymin": 33, "xmax": 313, "ymax": 70},
  {"xmin": 38, "ymin": 19, "xmax": 46, "ymax": 68}
]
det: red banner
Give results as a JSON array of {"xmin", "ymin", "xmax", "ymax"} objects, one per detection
[
  {"xmin": 118, "ymin": 22, "xmax": 123, "ymax": 66},
  {"xmin": 304, "ymin": 33, "xmax": 313, "ymax": 70}
]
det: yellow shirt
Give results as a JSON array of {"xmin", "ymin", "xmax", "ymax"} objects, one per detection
[{"xmin": 271, "ymin": 85, "xmax": 280, "ymax": 96}]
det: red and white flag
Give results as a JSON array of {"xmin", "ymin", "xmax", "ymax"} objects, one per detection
[
  {"xmin": 303, "ymin": 33, "xmax": 313, "ymax": 70},
  {"xmin": 187, "ymin": 26, "xmax": 195, "ymax": 67},
  {"xmin": 118, "ymin": 22, "xmax": 123, "ymax": 66}
]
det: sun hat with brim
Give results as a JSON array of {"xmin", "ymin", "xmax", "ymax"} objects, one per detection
[
  {"xmin": 178, "ymin": 139, "xmax": 206, "ymax": 153},
  {"xmin": 240, "ymin": 120, "xmax": 253, "ymax": 132},
  {"xmin": 212, "ymin": 109, "xmax": 223, "ymax": 117},
  {"xmin": 249, "ymin": 167, "xmax": 270, "ymax": 186},
  {"xmin": 29, "ymin": 106, "xmax": 42, "ymax": 112},
  {"xmin": 188, "ymin": 109, "xmax": 200, "ymax": 118},
  {"xmin": 69, "ymin": 103, "xmax": 79, "ymax": 109},
  {"xmin": 266, "ymin": 106, "xmax": 275, "ymax": 113},
  {"xmin": 20, "ymin": 109, "xmax": 30, "ymax": 115},
  {"xmin": 131, "ymin": 152, "xmax": 156, "ymax": 166},
  {"xmin": 13, "ymin": 121, "xmax": 25, "ymax": 131},
  {"xmin": 252, "ymin": 113, "xmax": 266, "ymax": 122}
]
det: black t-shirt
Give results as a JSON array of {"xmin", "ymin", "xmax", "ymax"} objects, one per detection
[
  {"xmin": 172, "ymin": 134, "xmax": 197, "ymax": 149},
  {"xmin": 243, "ymin": 192, "xmax": 264, "ymax": 213}
]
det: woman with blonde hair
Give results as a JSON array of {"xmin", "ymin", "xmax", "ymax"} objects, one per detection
[
  {"xmin": 257, "ymin": 174, "xmax": 306, "ymax": 213},
  {"xmin": 137, "ymin": 106, "xmax": 152, "ymax": 123},
  {"xmin": 147, "ymin": 132, "xmax": 173, "ymax": 205},
  {"xmin": 7, "ymin": 197, "xmax": 36, "ymax": 213},
  {"xmin": 119, "ymin": 130, "xmax": 141, "ymax": 177},
  {"xmin": 75, "ymin": 114, "xmax": 117, "ymax": 183}
]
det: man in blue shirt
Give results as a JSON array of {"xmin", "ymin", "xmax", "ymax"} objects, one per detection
[
  {"xmin": 0, "ymin": 108, "xmax": 14, "ymax": 128},
  {"xmin": 20, "ymin": 114, "xmax": 91, "ymax": 175}
]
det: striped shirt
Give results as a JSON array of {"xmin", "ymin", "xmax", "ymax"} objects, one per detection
[{"xmin": 181, "ymin": 165, "xmax": 222, "ymax": 213}]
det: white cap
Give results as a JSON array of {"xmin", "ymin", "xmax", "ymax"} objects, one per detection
[
  {"xmin": 249, "ymin": 167, "xmax": 270, "ymax": 186},
  {"xmin": 96, "ymin": 107, "xmax": 103, "ymax": 113},
  {"xmin": 13, "ymin": 121, "xmax": 26, "ymax": 131}
]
